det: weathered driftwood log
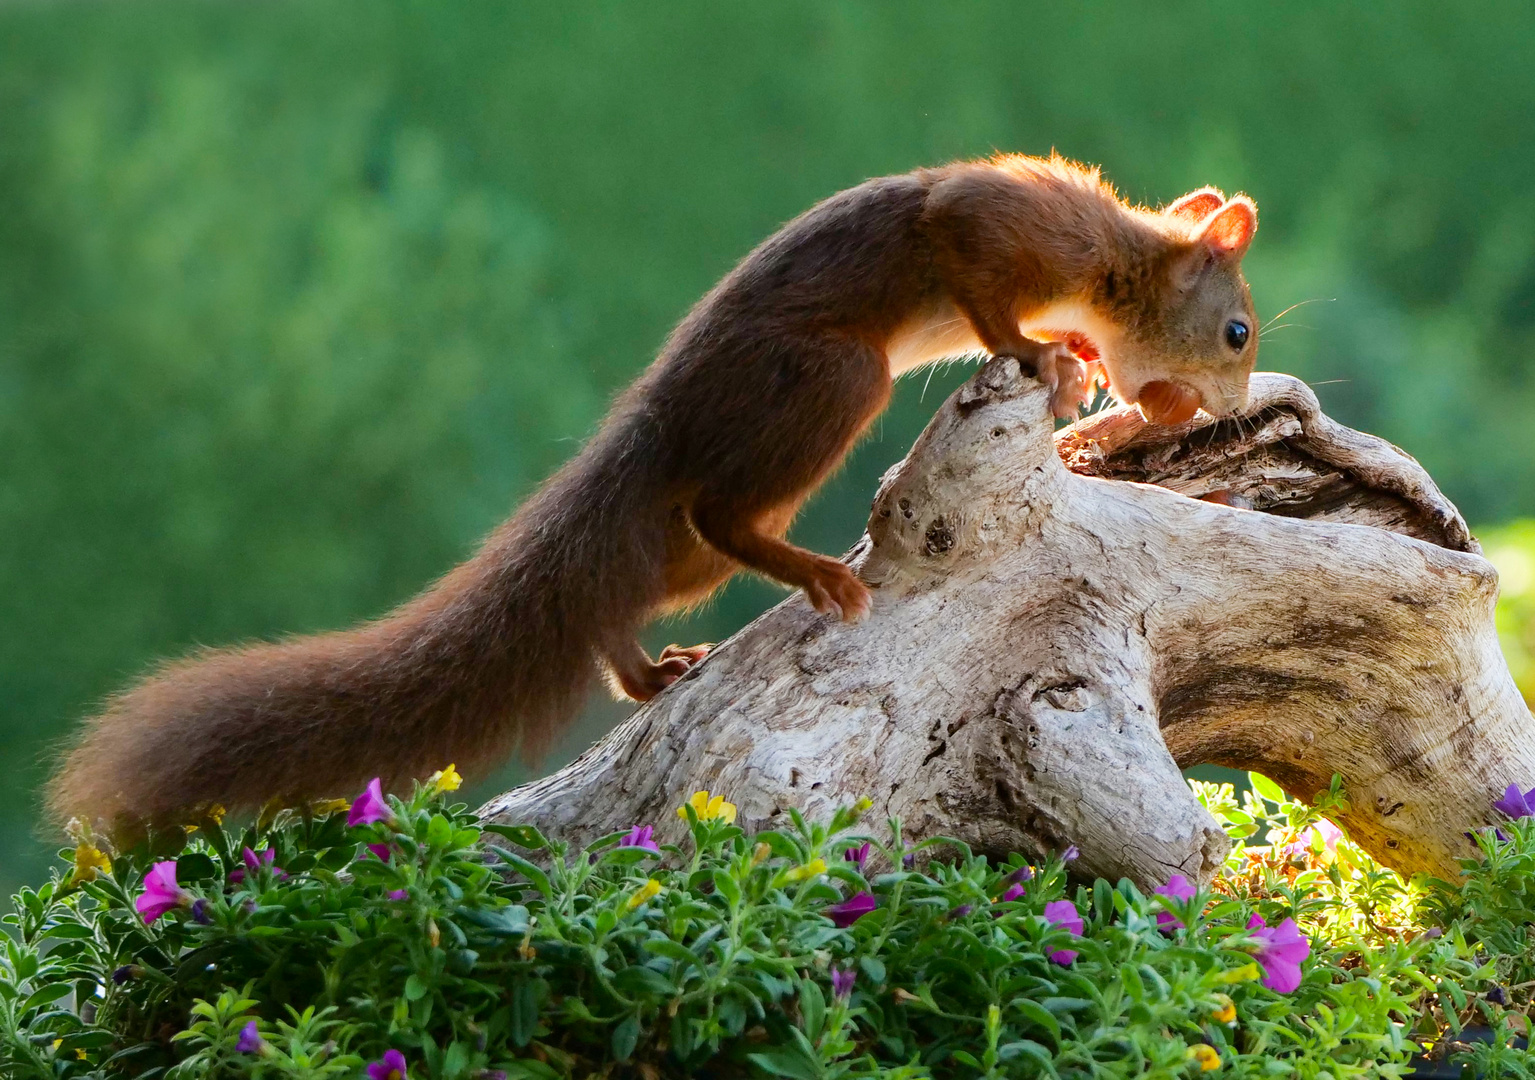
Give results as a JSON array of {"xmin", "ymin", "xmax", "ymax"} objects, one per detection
[{"xmin": 482, "ymin": 362, "xmax": 1534, "ymax": 886}]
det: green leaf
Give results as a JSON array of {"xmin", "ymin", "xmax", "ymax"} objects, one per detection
[
  {"xmin": 426, "ymin": 814, "xmax": 454, "ymax": 848},
  {"xmin": 643, "ymin": 938, "xmax": 701, "ymax": 975},
  {"xmin": 611, "ymin": 1013, "xmax": 640, "ymax": 1061},
  {"xmin": 799, "ymin": 977, "xmax": 825, "ymax": 1040},
  {"xmin": 1250, "ymin": 772, "xmax": 1285, "ymax": 804},
  {"xmin": 998, "ymin": 1039, "xmax": 1057, "ymax": 1074},
  {"xmin": 22, "ymin": 982, "xmax": 73, "ymax": 1013},
  {"xmin": 404, "ymin": 974, "xmax": 430, "ymax": 1001},
  {"xmin": 487, "ymin": 847, "xmax": 553, "ymax": 899},
  {"xmin": 1012, "ymin": 998, "xmax": 1062, "ymax": 1043},
  {"xmin": 746, "ymin": 1046, "xmax": 822, "ymax": 1080},
  {"xmin": 718, "ymin": 994, "xmax": 747, "ymax": 1036},
  {"xmin": 510, "ymin": 977, "xmax": 540, "ymax": 1047},
  {"xmin": 443, "ymin": 1039, "xmax": 471, "ymax": 1078},
  {"xmin": 857, "ymin": 955, "xmax": 886, "ymax": 986},
  {"xmin": 712, "ymin": 869, "xmax": 741, "ymax": 907},
  {"xmin": 458, "ymin": 904, "xmax": 530, "ymax": 936},
  {"xmin": 613, "ymin": 964, "xmax": 673, "ymax": 997},
  {"xmin": 482, "ymin": 824, "xmax": 550, "ymax": 851}
]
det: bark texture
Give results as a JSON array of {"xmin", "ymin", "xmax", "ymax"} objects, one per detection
[{"xmin": 482, "ymin": 362, "xmax": 1533, "ymax": 887}]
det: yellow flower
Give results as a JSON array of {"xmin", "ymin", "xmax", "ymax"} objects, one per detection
[
  {"xmin": 71, "ymin": 842, "xmax": 112, "ymax": 883},
  {"xmin": 677, "ymin": 790, "xmax": 737, "ymax": 824},
  {"xmin": 1217, "ymin": 962, "xmax": 1261, "ymax": 984},
  {"xmin": 205, "ymin": 804, "xmax": 227, "ymax": 825},
  {"xmin": 1210, "ymin": 993, "xmax": 1236, "ymax": 1024},
  {"xmin": 626, "ymin": 878, "xmax": 663, "ymax": 910},
  {"xmin": 1187, "ymin": 1044, "xmax": 1221, "ymax": 1071},
  {"xmin": 311, "ymin": 798, "xmax": 353, "ymax": 817},
  {"xmin": 751, "ymin": 842, "xmax": 772, "ymax": 866},
  {"xmin": 785, "ymin": 858, "xmax": 828, "ymax": 882},
  {"xmin": 428, "ymin": 764, "xmax": 463, "ymax": 794}
]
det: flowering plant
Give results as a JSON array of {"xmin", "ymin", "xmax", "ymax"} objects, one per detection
[{"xmin": 1, "ymin": 771, "xmax": 1531, "ymax": 1078}]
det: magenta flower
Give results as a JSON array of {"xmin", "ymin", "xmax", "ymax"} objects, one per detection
[
  {"xmin": 236, "ymin": 1020, "xmax": 264, "ymax": 1054},
  {"xmin": 1494, "ymin": 784, "xmax": 1535, "ymax": 820},
  {"xmin": 1007, "ymin": 865, "xmax": 1033, "ymax": 884},
  {"xmin": 135, "ymin": 860, "xmax": 192, "ymax": 924},
  {"xmin": 824, "ymin": 891, "xmax": 876, "ymax": 928},
  {"xmin": 844, "ymin": 842, "xmax": 871, "ymax": 872},
  {"xmin": 1061, "ymin": 845, "xmax": 1080, "ymax": 863},
  {"xmin": 830, "ymin": 966, "xmax": 856, "ymax": 1000},
  {"xmin": 1247, "ymin": 914, "xmax": 1311, "ymax": 993},
  {"xmin": 947, "ymin": 903, "xmax": 973, "ymax": 920},
  {"xmin": 348, "ymin": 778, "xmax": 393, "ymax": 826},
  {"xmin": 1154, "ymin": 874, "xmax": 1198, "ymax": 930},
  {"xmin": 620, "ymin": 825, "xmax": 660, "ymax": 854},
  {"xmin": 1043, "ymin": 899, "xmax": 1083, "ymax": 966},
  {"xmin": 997, "ymin": 883, "xmax": 1026, "ymax": 904},
  {"xmin": 366, "ymin": 843, "xmax": 392, "ymax": 862},
  {"xmin": 1281, "ymin": 820, "xmax": 1344, "ymax": 861},
  {"xmin": 387, "ymin": 889, "xmax": 409, "ymax": 902},
  {"xmin": 230, "ymin": 846, "xmax": 287, "ymax": 884},
  {"xmin": 366, "ymin": 1049, "xmax": 410, "ymax": 1080}
]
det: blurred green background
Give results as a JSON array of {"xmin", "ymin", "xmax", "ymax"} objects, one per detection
[{"xmin": 3, "ymin": 1, "xmax": 1535, "ymax": 898}]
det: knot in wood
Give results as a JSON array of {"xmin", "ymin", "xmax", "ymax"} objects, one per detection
[{"xmin": 923, "ymin": 517, "xmax": 956, "ymax": 556}]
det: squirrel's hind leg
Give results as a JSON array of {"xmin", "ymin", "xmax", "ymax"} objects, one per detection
[{"xmin": 602, "ymin": 636, "xmax": 700, "ymax": 702}]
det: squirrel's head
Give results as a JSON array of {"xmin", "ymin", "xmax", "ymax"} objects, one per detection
[{"xmin": 1096, "ymin": 189, "xmax": 1259, "ymax": 425}]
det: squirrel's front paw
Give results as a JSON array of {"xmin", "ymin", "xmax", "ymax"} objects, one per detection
[
  {"xmin": 801, "ymin": 557, "xmax": 872, "ymax": 623},
  {"xmin": 1008, "ymin": 340, "xmax": 1088, "ymax": 418},
  {"xmin": 1048, "ymin": 352, "xmax": 1095, "ymax": 419}
]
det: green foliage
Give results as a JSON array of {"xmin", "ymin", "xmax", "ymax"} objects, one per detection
[
  {"xmin": 7, "ymin": 775, "xmax": 1535, "ymax": 1078},
  {"xmin": 1483, "ymin": 523, "xmax": 1535, "ymax": 708},
  {"xmin": 3, "ymin": 0, "xmax": 1535, "ymax": 906}
]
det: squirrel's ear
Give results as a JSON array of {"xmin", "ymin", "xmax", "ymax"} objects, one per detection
[
  {"xmin": 1196, "ymin": 196, "xmax": 1257, "ymax": 259},
  {"xmin": 1164, "ymin": 187, "xmax": 1225, "ymax": 222}
]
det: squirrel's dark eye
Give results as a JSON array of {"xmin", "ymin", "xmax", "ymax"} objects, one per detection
[{"xmin": 1224, "ymin": 319, "xmax": 1250, "ymax": 351}]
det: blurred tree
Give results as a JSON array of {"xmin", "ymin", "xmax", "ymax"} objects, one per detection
[{"xmin": 0, "ymin": 0, "xmax": 1532, "ymax": 897}]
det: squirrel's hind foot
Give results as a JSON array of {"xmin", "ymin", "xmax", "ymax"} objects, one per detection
[{"xmin": 609, "ymin": 641, "xmax": 712, "ymax": 702}]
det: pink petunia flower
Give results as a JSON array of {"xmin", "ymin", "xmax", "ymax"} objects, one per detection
[
  {"xmin": 135, "ymin": 861, "xmax": 192, "ymax": 924},
  {"xmin": 844, "ymin": 842, "xmax": 871, "ymax": 872},
  {"xmin": 1494, "ymin": 785, "xmax": 1535, "ymax": 820},
  {"xmin": 1154, "ymin": 874, "xmax": 1198, "ymax": 930},
  {"xmin": 366, "ymin": 1049, "xmax": 409, "ymax": 1080},
  {"xmin": 1247, "ymin": 914, "xmax": 1311, "ymax": 993},
  {"xmin": 230, "ymin": 846, "xmax": 287, "ymax": 884},
  {"xmin": 1043, "ymin": 899, "xmax": 1083, "ymax": 965},
  {"xmin": 348, "ymin": 778, "xmax": 394, "ymax": 827},
  {"xmin": 824, "ymin": 891, "xmax": 876, "ymax": 928},
  {"xmin": 366, "ymin": 843, "xmax": 393, "ymax": 862},
  {"xmin": 236, "ymin": 1020, "xmax": 264, "ymax": 1054},
  {"xmin": 1281, "ymin": 819, "xmax": 1344, "ymax": 861},
  {"xmin": 830, "ymin": 966, "xmax": 856, "ymax": 1000},
  {"xmin": 620, "ymin": 825, "xmax": 660, "ymax": 854}
]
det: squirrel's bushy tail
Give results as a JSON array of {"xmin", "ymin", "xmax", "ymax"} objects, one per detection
[{"xmin": 47, "ymin": 434, "xmax": 669, "ymax": 828}]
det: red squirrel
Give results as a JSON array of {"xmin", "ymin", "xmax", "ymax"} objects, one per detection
[{"xmin": 49, "ymin": 154, "xmax": 1258, "ymax": 829}]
